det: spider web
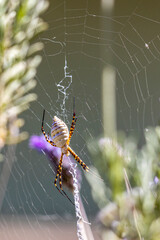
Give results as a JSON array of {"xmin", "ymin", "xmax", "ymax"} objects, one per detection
[{"xmin": 1, "ymin": 0, "xmax": 160, "ymax": 239}]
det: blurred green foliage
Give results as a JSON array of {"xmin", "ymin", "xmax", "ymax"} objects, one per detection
[
  {"xmin": 87, "ymin": 127, "xmax": 160, "ymax": 240},
  {"xmin": 0, "ymin": 0, "xmax": 48, "ymax": 149}
]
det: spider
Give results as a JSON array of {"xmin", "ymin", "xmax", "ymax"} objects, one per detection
[{"xmin": 41, "ymin": 106, "xmax": 89, "ymax": 205}]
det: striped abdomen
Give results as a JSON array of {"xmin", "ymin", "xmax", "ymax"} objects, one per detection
[{"xmin": 51, "ymin": 116, "xmax": 69, "ymax": 148}]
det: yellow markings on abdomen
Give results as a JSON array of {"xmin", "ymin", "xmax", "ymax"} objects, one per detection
[{"xmin": 51, "ymin": 116, "xmax": 69, "ymax": 148}]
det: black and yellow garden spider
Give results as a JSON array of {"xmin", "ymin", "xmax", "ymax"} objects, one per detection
[{"xmin": 41, "ymin": 107, "xmax": 89, "ymax": 205}]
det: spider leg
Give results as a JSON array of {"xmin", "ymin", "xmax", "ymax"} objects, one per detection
[
  {"xmin": 68, "ymin": 146, "xmax": 89, "ymax": 172},
  {"xmin": 54, "ymin": 153, "xmax": 74, "ymax": 205},
  {"xmin": 67, "ymin": 100, "xmax": 77, "ymax": 145},
  {"xmin": 41, "ymin": 109, "xmax": 56, "ymax": 146}
]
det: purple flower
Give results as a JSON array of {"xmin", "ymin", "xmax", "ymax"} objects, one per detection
[
  {"xmin": 29, "ymin": 135, "xmax": 82, "ymax": 191},
  {"xmin": 154, "ymin": 176, "xmax": 159, "ymax": 185}
]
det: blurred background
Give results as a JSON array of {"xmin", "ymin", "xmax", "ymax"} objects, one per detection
[{"xmin": 1, "ymin": 0, "xmax": 160, "ymax": 239}]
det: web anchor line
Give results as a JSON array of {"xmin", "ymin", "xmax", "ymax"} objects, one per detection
[{"xmin": 69, "ymin": 162, "xmax": 91, "ymax": 240}]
